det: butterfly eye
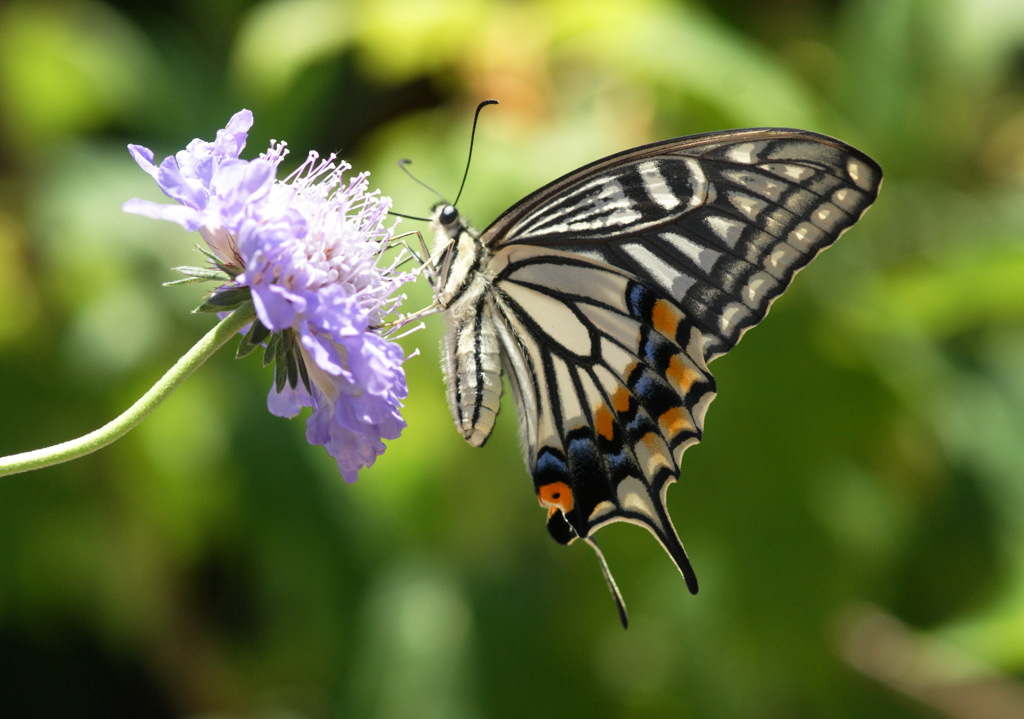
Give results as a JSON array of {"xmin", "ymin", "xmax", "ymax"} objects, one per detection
[{"xmin": 439, "ymin": 205, "xmax": 459, "ymax": 227}]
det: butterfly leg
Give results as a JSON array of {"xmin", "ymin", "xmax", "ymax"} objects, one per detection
[
  {"xmin": 372, "ymin": 299, "xmax": 444, "ymax": 330},
  {"xmin": 371, "ymin": 231, "xmax": 451, "ymax": 331},
  {"xmin": 389, "ymin": 230, "xmax": 435, "ymax": 278}
]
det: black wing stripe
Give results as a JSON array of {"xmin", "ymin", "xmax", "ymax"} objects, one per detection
[{"xmin": 542, "ymin": 351, "xmax": 570, "ymax": 441}]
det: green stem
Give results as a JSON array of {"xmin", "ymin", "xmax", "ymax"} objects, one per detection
[{"xmin": 0, "ymin": 305, "xmax": 256, "ymax": 477}]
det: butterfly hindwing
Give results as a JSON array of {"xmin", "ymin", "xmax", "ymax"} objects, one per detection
[{"xmin": 487, "ymin": 250, "xmax": 716, "ymax": 592}]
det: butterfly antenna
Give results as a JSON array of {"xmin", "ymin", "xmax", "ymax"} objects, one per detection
[
  {"xmin": 389, "ymin": 209, "xmax": 430, "ymax": 222},
  {"xmin": 397, "ymin": 158, "xmax": 446, "ymax": 206},
  {"xmin": 584, "ymin": 537, "xmax": 629, "ymax": 629},
  {"xmin": 452, "ymin": 99, "xmax": 499, "ymax": 207}
]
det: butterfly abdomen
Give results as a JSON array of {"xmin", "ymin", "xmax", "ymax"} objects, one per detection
[{"xmin": 442, "ymin": 297, "xmax": 504, "ymax": 446}]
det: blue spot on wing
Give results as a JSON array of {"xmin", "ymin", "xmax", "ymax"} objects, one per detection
[
  {"xmin": 639, "ymin": 329, "xmax": 676, "ymax": 366},
  {"xmin": 533, "ymin": 447, "xmax": 570, "ymax": 489},
  {"xmin": 625, "ymin": 282, "xmax": 655, "ymax": 319},
  {"xmin": 633, "ymin": 367, "xmax": 680, "ymax": 417},
  {"xmin": 567, "ymin": 433, "xmax": 602, "ymax": 477}
]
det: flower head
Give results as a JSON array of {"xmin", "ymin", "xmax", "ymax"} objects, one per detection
[{"xmin": 124, "ymin": 109, "xmax": 412, "ymax": 482}]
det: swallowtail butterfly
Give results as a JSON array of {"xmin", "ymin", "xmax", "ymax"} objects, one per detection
[{"xmin": 428, "ymin": 123, "xmax": 881, "ymax": 625}]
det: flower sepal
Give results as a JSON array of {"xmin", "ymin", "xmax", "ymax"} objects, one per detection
[
  {"xmin": 164, "ymin": 265, "xmax": 235, "ymax": 287},
  {"xmin": 265, "ymin": 330, "xmax": 311, "ymax": 394},
  {"xmin": 235, "ymin": 320, "xmax": 271, "ymax": 360},
  {"xmin": 194, "ymin": 287, "xmax": 253, "ymax": 314}
]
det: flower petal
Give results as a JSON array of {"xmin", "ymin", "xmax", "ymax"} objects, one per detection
[{"xmin": 122, "ymin": 198, "xmax": 202, "ymax": 230}]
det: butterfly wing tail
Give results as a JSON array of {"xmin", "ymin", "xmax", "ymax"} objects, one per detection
[
  {"xmin": 583, "ymin": 506, "xmax": 696, "ymax": 628},
  {"xmin": 644, "ymin": 507, "xmax": 700, "ymax": 595},
  {"xmin": 584, "ymin": 537, "xmax": 629, "ymax": 629}
]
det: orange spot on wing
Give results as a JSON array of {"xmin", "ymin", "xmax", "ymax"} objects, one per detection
[
  {"xmin": 595, "ymin": 403, "xmax": 615, "ymax": 441},
  {"xmin": 641, "ymin": 432, "xmax": 663, "ymax": 453},
  {"xmin": 538, "ymin": 481, "xmax": 575, "ymax": 513},
  {"xmin": 666, "ymin": 355, "xmax": 700, "ymax": 394},
  {"xmin": 638, "ymin": 432, "xmax": 673, "ymax": 473},
  {"xmin": 652, "ymin": 299, "xmax": 681, "ymax": 339},
  {"xmin": 659, "ymin": 406, "xmax": 694, "ymax": 436},
  {"xmin": 611, "ymin": 385, "xmax": 632, "ymax": 413}
]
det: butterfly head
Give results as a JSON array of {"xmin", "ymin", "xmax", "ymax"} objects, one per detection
[
  {"xmin": 429, "ymin": 202, "xmax": 486, "ymax": 308},
  {"xmin": 431, "ymin": 203, "xmax": 465, "ymax": 239}
]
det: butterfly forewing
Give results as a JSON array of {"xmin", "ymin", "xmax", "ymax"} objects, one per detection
[
  {"xmin": 435, "ymin": 127, "xmax": 881, "ymax": 618},
  {"xmin": 484, "ymin": 129, "xmax": 881, "ymax": 360}
]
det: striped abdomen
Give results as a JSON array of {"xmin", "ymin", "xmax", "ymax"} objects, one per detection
[{"xmin": 442, "ymin": 297, "xmax": 503, "ymax": 447}]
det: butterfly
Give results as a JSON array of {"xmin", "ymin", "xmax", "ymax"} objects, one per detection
[{"xmin": 427, "ymin": 124, "xmax": 882, "ymax": 626}]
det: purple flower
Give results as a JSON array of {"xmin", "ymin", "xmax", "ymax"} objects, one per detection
[{"xmin": 124, "ymin": 109, "xmax": 413, "ymax": 482}]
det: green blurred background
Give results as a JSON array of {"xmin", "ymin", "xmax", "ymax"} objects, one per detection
[{"xmin": 2, "ymin": 0, "xmax": 1024, "ymax": 716}]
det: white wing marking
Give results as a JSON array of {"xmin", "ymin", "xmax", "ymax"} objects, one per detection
[
  {"xmin": 719, "ymin": 302, "xmax": 751, "ymax": 335},
  {"xmin": 727, "ymin": 191, "xmax": 768, "ymax": 220},
  {"xmin": 617, "ymin": 476, "xmax": 663, "ymax": 528},
  {"xmin": 550, "ymin": 354, "xmax": 585, "ymax": 430},
  {"xmin": 721, "ymin": 168, "xmax": 787, "ymax": 201},
  {"xmin": 787, "ymin": 221, "xmax": 826, "ymax": 252},
  {"xmin": 501, "ymin": 283, "xmax": 592, "ymax": 356},
  {"xmin": 742, "ymin": 270, "xmax": 781, "ymax": 308},
  {"xmin": 765, "ymin": 243, "xmax": 802, "ymax": 279},
  {"xmin": 661, "ymin": 231, "xmax": 720, "ymax": 273},
  {"xmin": 772, "ymin": 163, "xmax": 815, "ymax": 182},
  {"xmin": 621, "ymin": 242, "xmax": 696, "ymax": 297},
  {"xmin": 725, "ymin": 142, "xmax": 759, "ymax": 164},
  {"xmin": 705, "ymin": 215, "xmax": 744, "ymax": 249},
  {"xmin": 638, "ymin": 160, "xmax": 681, "ymax": 210},
  {"xmin": 504, "ymin": 259, "xmax": 630, "ymax": 307},
  {"xmin": 598, "ymin": 338, "xmax": 638, "ymax": 382},
  {"xmin": 577, "ymin": 304, "xmax": 642, "ymax": 354}
]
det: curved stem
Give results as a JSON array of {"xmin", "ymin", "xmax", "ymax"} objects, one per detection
[{"xmin": 0, "ymin": 305, "xmax": 255, "ymax": 477}]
